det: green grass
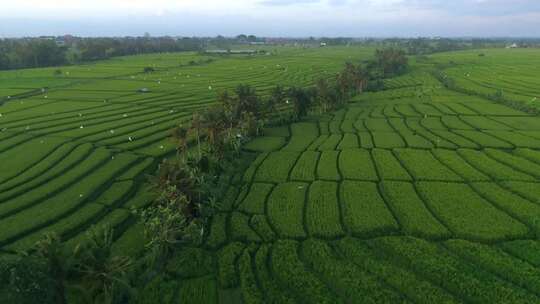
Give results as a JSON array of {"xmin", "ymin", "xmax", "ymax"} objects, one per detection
[
  {"xmin": 381, "ymin": 181, "xmax": 450, "ymax": 239},
  {"xmin": 306, "ymin": 181, "xmax": 343, "ymax": 238},
  {"xmin": 266, "ymin": 182, "xmax": 307, "ymax": 238},
  {"xmin": 417, "ymin": 182, "xmax": 528, "ymax": 241},
  {"xmin": 340, "ymin": 181, "xmax": 398, "ymax": 236},
  {"xmin": 338, "ymin": 149, "xmax": 378, "ymax": 180}
]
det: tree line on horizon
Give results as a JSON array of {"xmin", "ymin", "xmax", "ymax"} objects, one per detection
[{"xmin": 1, "ymin": 34, "xmax": 536, "ymax": 71}]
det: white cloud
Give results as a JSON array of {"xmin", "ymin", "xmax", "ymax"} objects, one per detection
[{"xmin": 1, "ymin": 0, "xmax": 539, "ymax": 36}]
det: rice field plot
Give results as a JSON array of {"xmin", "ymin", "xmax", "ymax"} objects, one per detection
[
  {"xmin": 430, "ymin": 48, "xmax": 540, "ymax": 110},
  {"xmin": 4, "ymin": 46, "xmax": 540, "ymax": 302},
  {"xmin": 0, "ymin": 46, "xmax": 377, "ymax": 255},
  {"xmin": 157, "ymin": 61, "xmax": 540, "ymax": 302}
]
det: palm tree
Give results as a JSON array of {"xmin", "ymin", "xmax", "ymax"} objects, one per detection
[
  {"xmin": 235, "ymin": 84, "xmax": 260, "ymax": 119},
  {"xmin": 75, "ymin": 227, "xmax": 134, "ymax": 304},
  {"xmin": 288, "ymin": 87, "xmax": 312, "ymax": 120},
  {"xmin": 190, "ymin": 113, "xmax": 203, "ymax": 160},
  {"xmin": 32, "ymin": 233, "xmax": 76, "ymax": 304},
  {"xmin": 171, "ymin": 125, "xmax": 189, "ymax": 161}
]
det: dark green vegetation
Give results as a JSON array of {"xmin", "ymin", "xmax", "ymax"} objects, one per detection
[{"xmin": 2, "ymin": 45, "xmax": 540, "ymax": 303}]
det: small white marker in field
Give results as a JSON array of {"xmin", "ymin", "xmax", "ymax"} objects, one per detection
[
  {"xmin": 110, "ymin": 130, "xmax": 115, "ymax": 134},
  {"xmin": 128, "ymin": 136, "xmax": 133, "ymax": 141},
  {"xmin": 79, "ymin": 194, "xmax": 83, "ymax": 198},
  {"xmin": 7, "ymin": 96, "xmax": 10, "ymax": 99},
  {"xmin": 0, "ymin": 113, "xmax": 2, "ymax": 117},
  {"xmin": 286, "ymin": 100, "xmax": 290, "ymax": 104},
  {"xmin": 159, "ymin": 145, "xmax": 164, "ymax": 149},
  {"xmin": 123, "ymin": 114, "xmax": 128, "ymax": 118},
  {"xmin": 208, "ymin": 86, "xmax": 212, "ymax": 90},
  {"xmin": 78, "ymin": 113, "xmax": 82, "ymax": 117},
  {"xmin": 44, "ymin": 95, "xmax": 48, "ymax": 99},
  {"xmin": 79, "ymin": 125, "xmax": 84, "ymax": 129}
]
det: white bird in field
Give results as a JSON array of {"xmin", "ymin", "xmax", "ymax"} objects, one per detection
[
  {"xmin": 128, "ymin": 136, "xmax": 133, "ymax": 142},
  {"xmin": 110, "ymin": 130, "xmax": 115, "ymax": 134}
]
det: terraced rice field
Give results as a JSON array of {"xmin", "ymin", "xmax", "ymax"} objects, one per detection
[
  {"xmin": 428, "ymin": 48, "xmax": 540, "ymax": 110},
  {"xmin": 3, "ymin": 46, "xmax": 540, "ymax": 302},
  {"xmin": 0, "ymin": 47, "xmax": 372, "ymax": 254},
  {"xmin": 165, "ymin": 69, "xmax": 540, "ymax": 302}
]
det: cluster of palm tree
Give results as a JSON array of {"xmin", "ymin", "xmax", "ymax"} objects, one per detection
[
  {"xmin": 148, "ymin": 50, "xmax": 408, "ymax": 251},
  {"xmin": 2, "ymin": 227, "xmax": 134, "ymax": 304},
  {"xmin": 0, "ymin": 48, "xmax": 410, "ymax": 304}
]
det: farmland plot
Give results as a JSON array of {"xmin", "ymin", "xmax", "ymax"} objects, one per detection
[
  {"xmin": 3, "ymin": 47, "xmax": 540, "ymax": 302},
  {"xmin": 172, "ymin": 63, "xmax": 540, "ymax": 302}
]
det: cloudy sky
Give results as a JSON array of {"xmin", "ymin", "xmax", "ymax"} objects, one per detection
[{"xmin": 1, "ymin": 0, "xmax": 539, "ymax": 37}]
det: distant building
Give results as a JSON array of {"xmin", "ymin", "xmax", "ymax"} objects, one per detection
[
  {"xmin": 38, "ymin": 36, "xmax": 55, "ymax": 41},
  {"xmin": 320, "ymin": 42, "xmax": 327, "ymax": 47},
  {"xmin": 204, "ymin": 49, "xmax": 261, "ymax": 55},
  {"xmin": 506, "ymin": 43, "xmax": 518, "ymax": 49}
]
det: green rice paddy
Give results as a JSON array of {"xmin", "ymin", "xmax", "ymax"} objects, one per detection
[{"xmin": 2, "ymin": 46, "xmax": 540, "ymax": 302}]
